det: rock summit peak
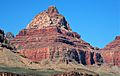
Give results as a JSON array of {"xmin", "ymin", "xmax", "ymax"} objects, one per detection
[
  {"xmin": 26, "ymin": 6, "xmax": 71, "ymax": 31},
  {"xmin": 46, "ymin": 6, "xmax": 59, "ymax": 15}
]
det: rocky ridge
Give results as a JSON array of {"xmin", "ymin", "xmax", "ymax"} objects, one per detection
[
  {"xmin": 0, "ymin": 29, "xmax": 15, "ymax": 50},
  {"xmin": 101, "ymin": 36, "xmax": 120, "ymax": 66},
  {"xmin": 11, "ymin": 6, "xmax": 103, "ymax": 65}
]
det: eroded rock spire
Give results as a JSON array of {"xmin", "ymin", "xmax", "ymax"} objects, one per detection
[{"xmin": 46, "ymin": 6, "xmax": 59, "ymax": 15}]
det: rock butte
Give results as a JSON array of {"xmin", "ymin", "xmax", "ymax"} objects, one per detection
[{"xmin": 12, "ymin": 6, "xmax": 120, "ymax": 66}]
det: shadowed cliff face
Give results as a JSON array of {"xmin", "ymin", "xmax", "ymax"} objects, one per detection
[{"xmin": 11, "ymin": 6, "xmax": 103, "ymax": 65}]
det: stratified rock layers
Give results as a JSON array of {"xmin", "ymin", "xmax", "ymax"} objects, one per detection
[
  {"xmin": 101, "ymin": 36, "xmax": 120, "ymax": 66},
  {"xmin": 11, "ymin": 6, "xmax": 103, "ymax": 65}
]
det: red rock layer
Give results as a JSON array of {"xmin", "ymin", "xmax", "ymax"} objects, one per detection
[
  {"xmin": 101, "ymin": 36, "xmax": 120, "ymax": 66},
  {"xmin": 11, "ymin": 6, "xmax": 103, "ymax": 65}
]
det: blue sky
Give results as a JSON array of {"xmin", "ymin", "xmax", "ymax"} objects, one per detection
[{"xmin": 0, "ymin": 0, "xmax": 119, "ymax": 48}]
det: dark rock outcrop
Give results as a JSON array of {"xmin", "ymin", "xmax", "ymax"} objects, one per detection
[
  {"xmin": 0, "ymin": 29, "xmax": 15, "ymax": 50},
  {"xmin": 6, "ymin": 32, "xmax": 14, "ymax": 40},
  {"xmin": 0, "ymin": 29, "xmax": 4, "ymax": 43}
]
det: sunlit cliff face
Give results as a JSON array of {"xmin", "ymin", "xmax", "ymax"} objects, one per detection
[{"xmin": 26, "ymin": 6, "xmax": 71, "ymax": 31}]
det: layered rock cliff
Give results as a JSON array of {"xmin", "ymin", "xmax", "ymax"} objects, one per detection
[
  {"xmin": 101, "ymin": 36, "xmax": 120, "ymax": 66},
  {"xmin": 11, "ymin": 6, "xmax": 103, "ymax": 65}
]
